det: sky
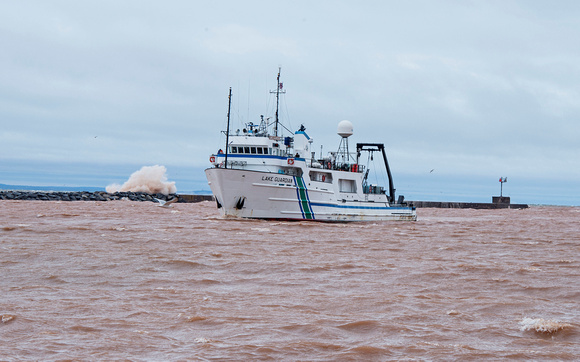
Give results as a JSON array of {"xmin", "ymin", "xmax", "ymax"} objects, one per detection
[{"xmin": 1, "ymin": 0, "xmax": 579, "ymax": 205}]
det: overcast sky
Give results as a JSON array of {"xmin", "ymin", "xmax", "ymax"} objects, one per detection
[{"xmin": 1, "ymin": 1, "xmax": 579, "ymax": 205}]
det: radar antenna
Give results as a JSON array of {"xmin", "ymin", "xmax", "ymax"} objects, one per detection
[{"xmin": 336, "ymin": 120, "xmax": 354, "ymax": 165}]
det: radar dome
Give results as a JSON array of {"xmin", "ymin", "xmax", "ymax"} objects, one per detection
[{"xmin": 337, "ymin": 120, "xmax": 353, "ymax": 138}]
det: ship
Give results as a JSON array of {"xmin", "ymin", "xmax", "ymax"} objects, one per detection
[{"xmin": 205, "ymin": 69, "xmax": 417, "ymax": 221}]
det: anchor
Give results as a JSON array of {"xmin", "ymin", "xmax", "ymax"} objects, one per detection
[{"xmin": 235, "ymin": 196, "xmax": 246, "ymax": 210}]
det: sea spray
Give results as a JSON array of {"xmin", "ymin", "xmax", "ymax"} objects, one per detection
[{"xmin": 106, "ymin": 165, "xmax": 177, "ymax": 195}]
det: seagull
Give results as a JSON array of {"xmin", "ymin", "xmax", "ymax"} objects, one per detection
[{"xmin": 154, "ymin": 196, "xmax": 179, "ymax": 208}]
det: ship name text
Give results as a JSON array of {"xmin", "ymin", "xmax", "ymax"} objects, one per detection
[{"xmin": 262, "ymin": 176, "xmax": 293, "ymax": 183}]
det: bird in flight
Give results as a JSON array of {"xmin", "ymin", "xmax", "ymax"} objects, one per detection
[{"xmin": 154, "ymin": 196, "xmax": 179, "ymax": 208}]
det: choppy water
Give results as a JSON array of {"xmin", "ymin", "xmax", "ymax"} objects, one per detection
[{"xmin": 1, "ymin": 200, "xmax": 578, "ymax": 360}]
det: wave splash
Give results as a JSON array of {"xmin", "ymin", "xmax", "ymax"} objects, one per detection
[
  {"xmin": 519, "ymin": 317, "xmax": 572, "ymax": 333},
  {"xmin": 106, "ymin": 165, "xmax": 177, "ymax": 195}
]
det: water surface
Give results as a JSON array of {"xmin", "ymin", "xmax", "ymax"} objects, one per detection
[{"xmin": 1, "ymin": 201, "xmax": 578, "ymax": 360}]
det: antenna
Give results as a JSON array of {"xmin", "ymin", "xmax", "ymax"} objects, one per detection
[
  {"xmin": 269, "ymin": 67, "xmax": 286, "ymax": 137},
  {"xmin": 224, "ymin": 87, "xmax": 232, "ymax": 169}
]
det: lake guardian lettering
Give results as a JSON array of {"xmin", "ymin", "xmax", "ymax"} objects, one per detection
[{"xmin": 262, "ymin": 176, "xmax": 293, "ymax": 183}]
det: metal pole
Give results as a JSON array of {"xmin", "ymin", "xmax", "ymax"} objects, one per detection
[
  {"xmin": 275, "ymin": 68, "xmax": 280, "ymax": 137},
  {"xmin": 379, "ymin": 145, "xmax": 395, "ymax": 203},
  {"xmin": 225, "ymin": 87, "xmax": 232, "ymax": 169}
]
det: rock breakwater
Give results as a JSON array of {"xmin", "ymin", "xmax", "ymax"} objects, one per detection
[{"xmin": 0, "ymin": 190, "xmax": 180, "ymax": 203}]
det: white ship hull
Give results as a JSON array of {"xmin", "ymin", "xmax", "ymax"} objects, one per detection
[{"xmin": 205, "ymin": 167, "xmax": 416, "ymax": 221}]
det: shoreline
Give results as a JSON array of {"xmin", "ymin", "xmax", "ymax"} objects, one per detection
[{"xmin": 1, "ymin": 190, "xmax": 530, "ymax": 209}]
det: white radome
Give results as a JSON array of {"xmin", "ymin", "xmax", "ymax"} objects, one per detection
[{"xmin": 337, "ymin": 120, "xmax": 353, "ymax": 138}]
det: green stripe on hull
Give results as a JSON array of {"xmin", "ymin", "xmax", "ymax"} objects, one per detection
[{"xmin": 295, "ymin": 177, "xmax": 314, "ymax": 219}]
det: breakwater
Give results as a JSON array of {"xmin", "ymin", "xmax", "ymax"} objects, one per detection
[
  {"xmin": 0, "ymin": 190, "xmax": 212, "ymax": 203},
  {"xmin": 409, "ymin": 201, "xmax": 528, "ymax": 209}
]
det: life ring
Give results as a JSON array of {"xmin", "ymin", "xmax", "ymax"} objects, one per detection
[
  {"xmin": 322, "ymin": 175, "xmax": 326, "ymax": 182},
  {"xmin": 288, "ymin": 158, "xmax": 294, "ymax": 165},
  {"xmin": 210, "ymin": 156, "xmax": 216, "ymax": 163}
]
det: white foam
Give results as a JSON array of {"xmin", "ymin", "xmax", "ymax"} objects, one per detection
[
  {"xmin": 106, "ymin": 165, "xmax": 177, "ymax": 195},
  {"xmin": 1, "ymin": 314, "xmax": 15, "ymax": 323},
  {"xmin": 520, "ymin": 317, "xmax": 572, "ymax": 333},
  {"xmin": 251, "ymin": 227, "xmax": 271, "ymax": 232}
]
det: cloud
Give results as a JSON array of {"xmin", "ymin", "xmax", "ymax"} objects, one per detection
[
  {"xmin": 204, "ymin": 24, "xmax": 299, "ymax": 57},
  {"xmin": 1, "ymin": 0, "xmax": 580, "ymax": 204}
]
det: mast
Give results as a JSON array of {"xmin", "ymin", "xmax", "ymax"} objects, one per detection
[
  {"xmin": 224, "ymin": 87, "xmax": 232, "ymax": 169},
  {"xmin": 270, "ymin": 67, "xmax": 285, "ymax": 137}
]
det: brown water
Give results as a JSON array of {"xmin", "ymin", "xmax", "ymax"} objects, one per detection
[{"xmin": 1, "ymin": 200, "xmax": 578, "ymax": 360}]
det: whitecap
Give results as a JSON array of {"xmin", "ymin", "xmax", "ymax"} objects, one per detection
[
  {"xmin": 1, "ymin": 314, "xmax": 15, "ymax": 323},
  {"xmin": 520, "ymin": 317, "xmax": 572, "ymax": 333},
  {"xmin": 521, "ymin": 266, "xmax": 542, "ymax": 272},
  {"xmin": 251, "ymin": 227, "xmax": 271, "ymax": 232}
]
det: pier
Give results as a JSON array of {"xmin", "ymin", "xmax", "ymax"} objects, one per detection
[{"xmin": 409, "ymin": 196, "xmax": 528, "ymax": 209}]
